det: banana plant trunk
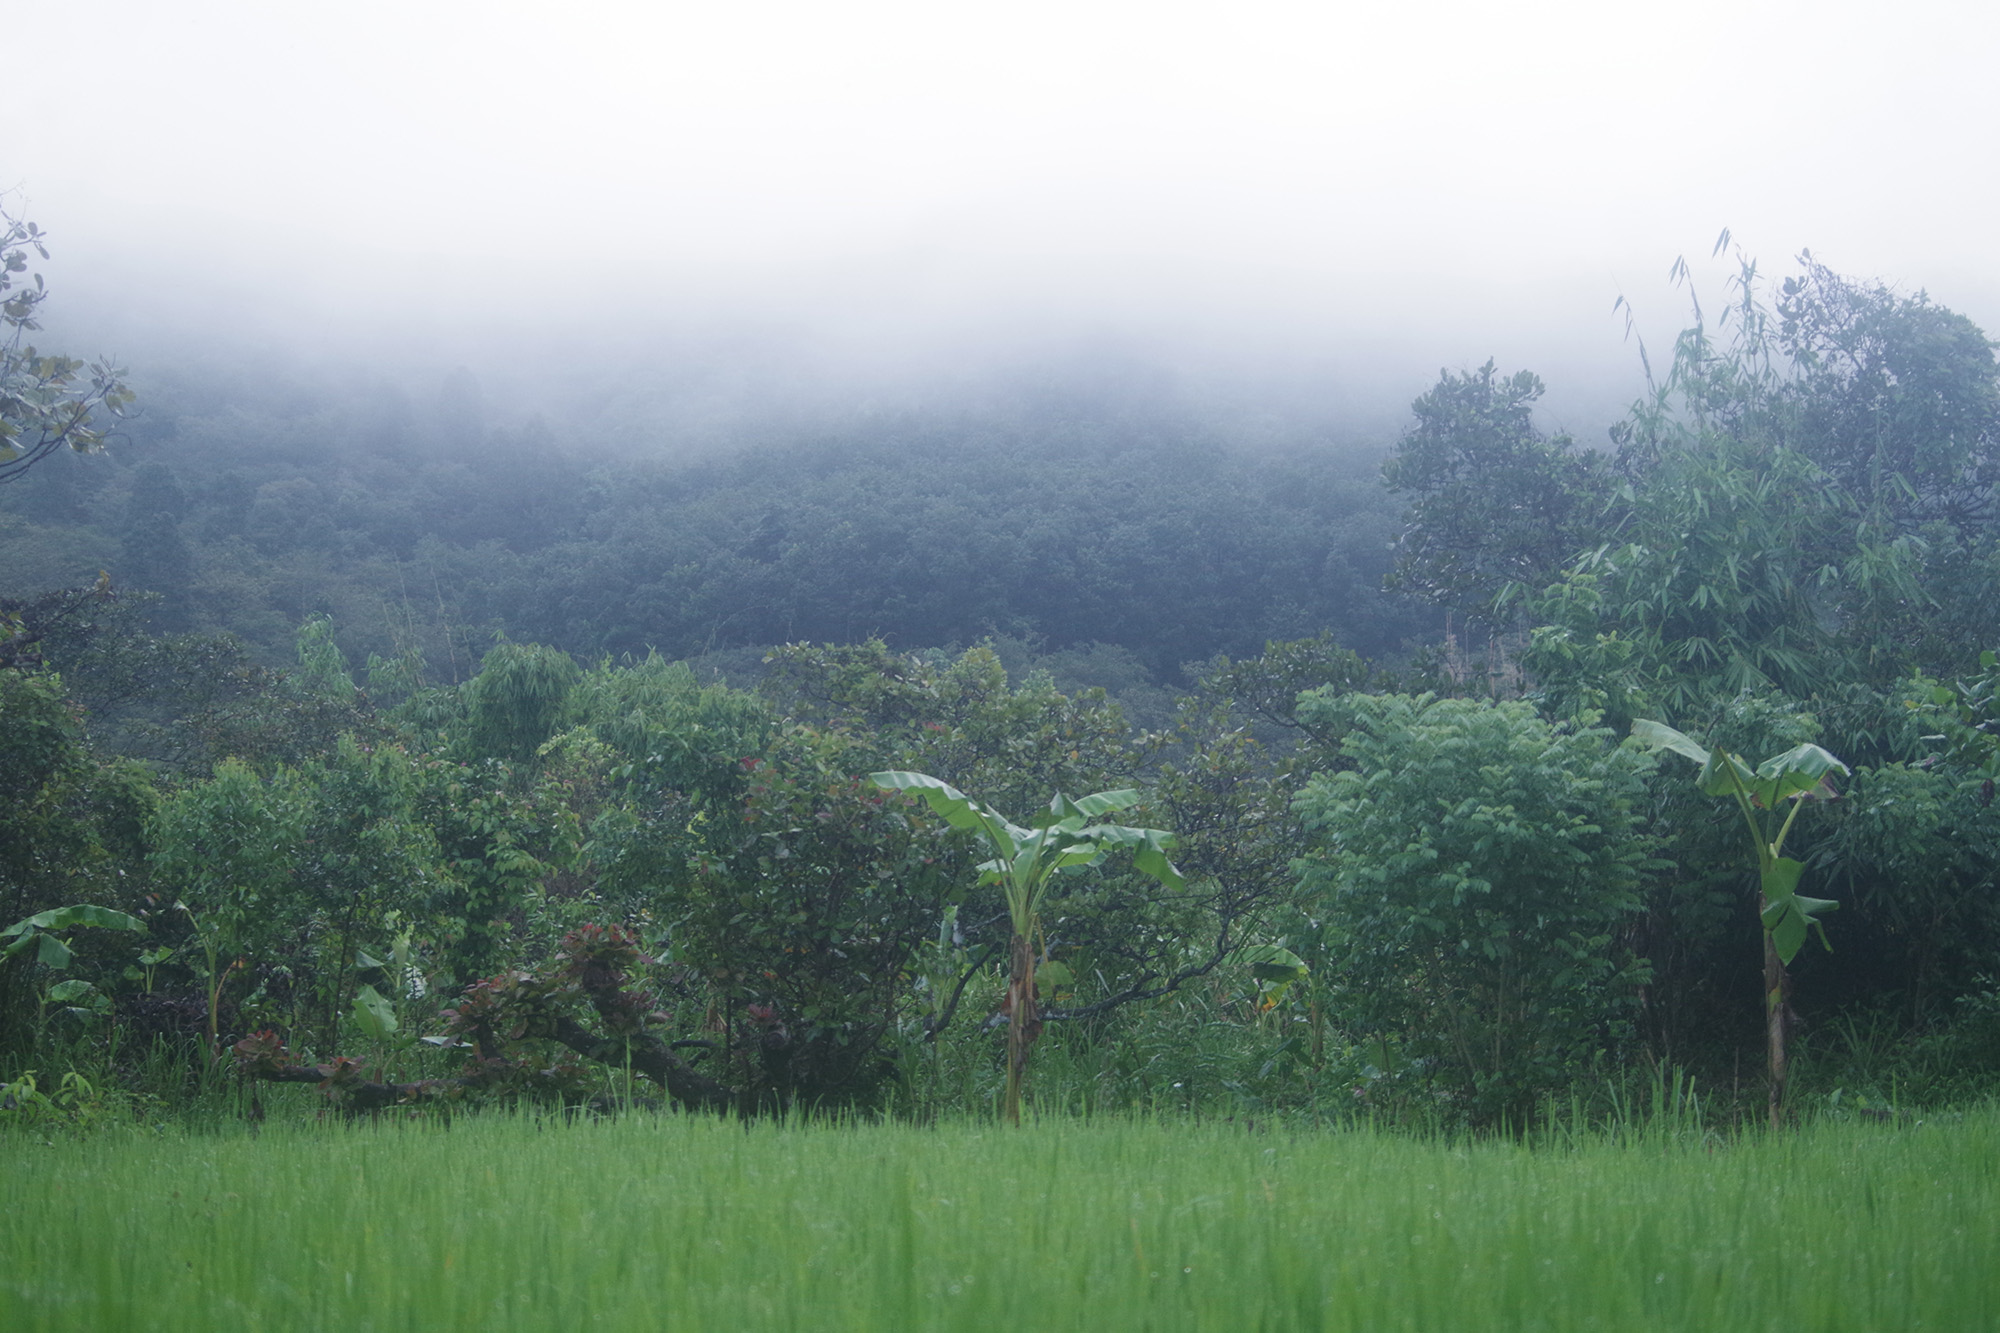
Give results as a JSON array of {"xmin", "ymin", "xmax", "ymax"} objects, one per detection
[
  {"xmin": 1763, "ymin": 931, "xmax": 1789, "ymax": 1130},
  {"xmin": 1003, "ymin": 930, "xmax": 1042, "ymax": 1126}
]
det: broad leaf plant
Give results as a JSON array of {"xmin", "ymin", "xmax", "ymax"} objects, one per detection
[
  {"xmin": 869, "ymin": 770, "xmax": 1181, "ymax": 1125},
  {"xmin": 1632, "ymin": 719, "xmax": 1847, "ymax": 1126}
]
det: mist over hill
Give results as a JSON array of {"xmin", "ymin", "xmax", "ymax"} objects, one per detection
[{"xmin": 0, "ymin": 330, "xmax": 1449, "ymax": 699}]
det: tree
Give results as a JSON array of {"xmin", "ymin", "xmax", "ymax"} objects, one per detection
[
  {"xmin": 150, "ymin": 739, "xmax": 455, "ymax": 1053},
  {"xmin": 766, "ymin": 644, "xmax": 1293, "ymax": 1102},
  {"xmin": 1293, "ymin": 693, "xmax": 1656, "ymax": 1124},
  {"xmin": 1776, "ymin": 257, "xmax": 1999, "ymax": 528},
  {"xmin": 670, "ymin": 732, "xmax": 967, "ymax": 1110},
  {"xmin": 0, "ymin": 199, "xmax": 133, "ymax": 484},
  {"xmin": 1383, "ymin": 360, "xmax": 1611, "ymax": 617},
  {"xmin": 0, "ymin": 666, "xmax": 156, "ymax": 1059},
  {"xmin": 1521, "ymin": 437, "xmax": 1919, "ymax": 717},
  {"xmin": 1515, "ymin": 246, "xmax": 1978, "ymax": 719},
  {"xmin": 461, "ymin": 640, "xmax": 580, "ymax": 766}
]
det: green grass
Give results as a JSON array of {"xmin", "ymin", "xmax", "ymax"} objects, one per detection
[{"xmin": 4, "ymin": 1108, "xmax": 1996, "ymax": 1330}]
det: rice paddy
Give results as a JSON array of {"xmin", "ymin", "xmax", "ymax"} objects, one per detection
[{"xmin": 3, "ymin": 1108, "xmax": 1995, "ymax": 1330}]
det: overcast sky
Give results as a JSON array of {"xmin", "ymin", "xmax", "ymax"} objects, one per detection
[{"xmin": 6, "ymin": 0, "xmax": 1996, "ymax": 437}]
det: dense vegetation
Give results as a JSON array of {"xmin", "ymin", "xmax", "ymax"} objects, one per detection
[
  {"xmin": 0, "ymin": 353, "xmax": 1423, "ymax": 684},
  {"xmin": 4, "ymin": 234, "xmax": 2000, "ymax": 1137}
]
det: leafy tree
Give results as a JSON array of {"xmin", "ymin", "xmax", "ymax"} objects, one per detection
[
  {"xmin": 578, "ymin": 656, "xmax": 959, "ymax": 1108},
  {"xmin": 1194, "ymin": 633, "xmax": 1381, "ymax": 741},
  {"xmin": 390, "ymin": 747, "xmax": 582, "ymax": 987},
  {"xmin": 1515, "ymin": 247, "xmax": 1985, "ymax": 719},
  {"xmin": 150, "ymin": 739, "xmax": 454, "ymax": 1052},
  {"xmin": 1293, "ymin": 693, "xmax": 1656, "ymax": 1123},
  {"xmin": 1822, "ymin": 759, "xmax": 2000, "ymax": 1019},
  {"xmin": 1775, "ymin": 257, "xmax": 1999, "ymax": 527},
  {"xmin": 1521, "ymin": 437, "xmax": 1921, "ymax": 716},
  {"xmin": 573, "ymin": 654, "xmax": 775, "ymax": 913},
  {"xmin": 0, "ymin": 200, "xmax": 133, "ymax": 484},
  {"xmin": 762, "ymin": 640, "xmax": 1140, "ymax": 815},
  {"xmin": 1924, "ymin": 648, "xmax": 2000, "ymax": 785},
  {"xmin": 0, "ymin": 667, "xmax": 155, "ymax": 1058},
  {"xmin": 1050, "ymin": 706, "xmax": 1306, "ymax": 1024},
  {"xmin": 673, "ymin": 731, "xmax": 967, "ymax": 1110},
  {"xmin": 1383, "ymin": 360, "xmax": 1610, "ymax": 617},
  {"xmin": 461, "ymin": 640, "xmax": 581, "ymax": 766},
  {"xmin": 1, "ymin": 587, "xmax": 371, "ymax": 773},
  {"xmin": 774, "ymin": 642, "xmax": 1302, "ymax": 1059}
]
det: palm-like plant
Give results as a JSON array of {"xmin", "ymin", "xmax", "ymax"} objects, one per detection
[
  {"xmin": 1631, "ymin": 719, "xmax": 1847, "ymax": 1126},
  {"xmin": 869, "ymin": 771, "xmax": 1181, "ymax": 1124}
]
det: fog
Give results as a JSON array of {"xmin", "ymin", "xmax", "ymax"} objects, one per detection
[{"xmin": 7, "ymin": 0, "xmax": 1998, "ymax": 446}]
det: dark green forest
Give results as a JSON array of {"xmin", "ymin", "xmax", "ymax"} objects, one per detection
[
  {"xmin": 1, "ymin": 349, "xmax": 1423, "ymax": 693},
  {"xmin": 5, "ymin": 224, "xmax": 1999, "ymax": 1130}
]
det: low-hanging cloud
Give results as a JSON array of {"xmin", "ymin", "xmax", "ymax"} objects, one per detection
[{"xmin": 6, "ymin": 0, "xmax": 1996, "ymax": 443}]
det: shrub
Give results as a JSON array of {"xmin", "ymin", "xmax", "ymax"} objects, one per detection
[{"xmin": 1293, "ymin": 693, "xmax": 1656, "ymax": 1123}]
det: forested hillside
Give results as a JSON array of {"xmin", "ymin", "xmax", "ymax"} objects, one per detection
[{"xmin": 0, "ymin": 357, "xmax": 1427, "ymax": 689}]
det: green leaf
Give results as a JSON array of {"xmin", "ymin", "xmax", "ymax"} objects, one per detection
[
  {"xmin": 1076, "ymin": 823, "xmax": 1184, "ymax": 892},
  {"xmin": 1749, "ymin": 743, "xmax": 1849, "ymax": 807},
  {"xmin": 1035, "ymin": 960, "xmax": 1074, "ymax": 997},
  {"xmin": 1049, "ymin": 845, "xmax": 1105, "ymax": 872},
  {"xmin": 1044, "ymin": 789, "xmax": 1143, "ymax": 826},
  {"xmin": 1766, "ymin": 901, "xmax": 1809, "ymax": 964},
  {"xmin": 1759, "ymin": 855, "xmax": 1837, "ymax": 965},
  {"xmin": 1241, "ymin": 944, "xmax": 1310, "ymax": 984},
  {"xmin": 1690, "ymin": 746, "xmax": 1759, "ymax": 799},
  {"xmin": 1631, "ymin": 721, "xmax": 1757, "ymax": 797},
  {"xmin": 36, "ymin": 933, "xmax": 72, "ymax": 968},
  {"xmin": 869, "ymin": 771, "xmax": 1028, "ymax": 851},
  {"xmin": 1759, "ymin": 857, "xmax": 1806, "ymax": 903},
  {"xmin": 1630, "ymin": 718, "xmax": 1710, "ymax": 766},
  {"xmin": 45, "ymin": 979, "xmax": 96, "ymax": 1003},
  {"xmin": 2, "ymin": 904, "xmax": 145, "ymax": 939},
  {"xmin": 351, "ymin": 983, "xmax": 398, "ymax": 1041}
]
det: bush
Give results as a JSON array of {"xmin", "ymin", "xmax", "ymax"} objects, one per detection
[{"xmin": 1293, "ymin": 693, "xmax": 1656, "ymax": 1124}]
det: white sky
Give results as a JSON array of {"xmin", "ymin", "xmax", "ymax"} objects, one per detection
[{"xmin": 6, "ymin": 0, "xmax": 1997, "ymax": 434}]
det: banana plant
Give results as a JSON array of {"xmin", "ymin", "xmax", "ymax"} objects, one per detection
[
  {"xmin": 1631, "ymin": 719, "xmax": 1847, "ymax": 1126},
  {"xmin": 870, "ymin": 770, "xmax": 1182, "ymax": 1124},
  {"xmin": 3, "ymin": 905, "xmax": 148, "ymax": 1034},
  {"xmin": 2, "ymin": 904, "xmax": 146, "ymax": 969},
  {"xmin": 1240, "ymin": 943, "xmax": 1311, "ymax": 1013}
]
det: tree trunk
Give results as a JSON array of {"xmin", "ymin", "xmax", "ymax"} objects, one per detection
[
  {"xmin": 1763, "ymin": 931, "xmax": 1788, "ymax": 1130},
  {"xmin": 1003, "ymin": 931, "xmax": 1041, "ymax": 1126}
]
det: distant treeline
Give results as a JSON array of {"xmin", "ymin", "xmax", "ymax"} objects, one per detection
[{"xmin": 0, "ymin": 365, "xmax": 1429, "ymax": 687}]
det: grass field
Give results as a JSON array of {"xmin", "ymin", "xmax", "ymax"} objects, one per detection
[{"xmin": 3, "ymin": 1107, "xmax": 1995, "ymax": 1331}]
